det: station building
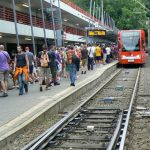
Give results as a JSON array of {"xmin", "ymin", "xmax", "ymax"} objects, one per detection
[{"xmin": 0, "ymin": 0, "xmax": 115, "ymax": 58}]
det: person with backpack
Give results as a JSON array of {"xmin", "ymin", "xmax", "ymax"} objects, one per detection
[
  {"xmin": 80, "ymin": 44, "xmax": 88, "ymax": 74},
  {"xmin": 38, "ymin": 45, "xmax": 51, "ymax": 91}
]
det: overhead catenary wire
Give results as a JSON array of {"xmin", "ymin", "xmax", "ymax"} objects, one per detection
[{"xmin": 134, "ymin": 0, "xmax": 150, "ymax": 12}]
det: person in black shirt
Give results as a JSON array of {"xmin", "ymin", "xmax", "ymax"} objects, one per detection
[
  {"xmin": 14, "ymin": 46, "xmax": 29, "ymax": 95},
  {"xmin": 49, "ymin": 45, "xmax": 60, "ymax": 86},
  {"xmin": 81, "ymin": 45, "xmax": 88, "ymax": 74}
]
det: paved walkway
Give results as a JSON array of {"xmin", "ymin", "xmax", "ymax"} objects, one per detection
[{"xmin": 0, "ymin": 63, "xmax": 116, "ymax": 127}]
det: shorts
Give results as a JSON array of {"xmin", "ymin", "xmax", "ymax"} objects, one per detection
[
  {"xmin": 33, "ymin": 66, "xmax": 37, "ymax": 74},
  {"xmin": 29, "ymin": 65, "xmax": 33, "ymax": 74},
  {"xmin": 0, "ymin": 70, "xmax": 9, "ymax": 81},
  {"xmin": 96, "ymin": 56, "xmax": 102, "ymax": 61},
  {"xmin": 57, "ymin": 63, "xmax": 62, "ymax": 73},
  {"xmin": 66, "ymin": 64, "xmax": 70, "ymax": 72},
  {"xmin": 39, "ymin": 67, "xmax": 51, "ymax": 78},
  {"xmin": 81, "ymin": 59, "xmax": 88, "ymax": 67},
  {"xmin": 50, "ymin": 66, "xmax": 57, "ymax": 78}
]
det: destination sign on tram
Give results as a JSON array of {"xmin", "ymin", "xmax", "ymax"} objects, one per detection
[{"xmin": 88, "ymin": 30, "xmax": 106, "ymax": 36}]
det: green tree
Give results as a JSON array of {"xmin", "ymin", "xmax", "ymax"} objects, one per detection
[{"xmin": 70, "ymin": 0, "xmax": 147, "ymax": 30}]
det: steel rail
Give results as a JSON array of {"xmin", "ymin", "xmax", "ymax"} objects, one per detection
[
  {"xmin": 107, "ymin": 110, "xmax": 123, "ymax": 150},
  {"xmin": 22, "ymin": 69, "xmax": 122, "ymax": 150},
  {"xmin": 119, "ymin": 67, "xmax": 141, "ymax": 150}
]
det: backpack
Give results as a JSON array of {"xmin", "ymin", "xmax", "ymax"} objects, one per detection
[{"xmin": 40, "ymin": 52, "xmax": 49, "ymax": 68}]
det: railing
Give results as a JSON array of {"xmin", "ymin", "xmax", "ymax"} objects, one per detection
[
  {"xmin": 0, "ymin": 5, "xmax": 85, "ymax": 36},
  {"xmin": 61, "ymin": 0, "xmax": 92, "ymax": 19},
  {"xmin": 63, "ymin": 25, "xmax": 84, "ymax": 36},
  {"xmin": 61, "ymin": 0, "xmax": 100, "ymax": 23},
  {"xmin": 61, "ymin": 0, "xmax": 113, "ymax": 29}
]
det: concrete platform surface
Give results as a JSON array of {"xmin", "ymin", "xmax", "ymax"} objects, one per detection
[{"xmin": 0, "ymin": 62, "xmax": 117, "ymax": 129}]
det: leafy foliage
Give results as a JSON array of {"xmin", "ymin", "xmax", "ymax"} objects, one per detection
[{"xmin": 70, "ymin": 0, "xmax": 147, "ymax": 30}]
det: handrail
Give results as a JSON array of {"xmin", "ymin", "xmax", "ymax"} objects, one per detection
[
  {"xmin": 0, "ymin": 5, "xmax": 85, "ymax": 36},
  {"xmin": 61, "ymin": 0, "xmax": 102, "ymax": 24},
  {"xmin": 61, "ymin": 0, "xmax": 113, "ymax": 29}
]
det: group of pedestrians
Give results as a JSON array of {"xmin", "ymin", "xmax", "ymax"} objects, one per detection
[{"xmin": 0, "ymin": 42, "xmax": 118, "ymax": 97}]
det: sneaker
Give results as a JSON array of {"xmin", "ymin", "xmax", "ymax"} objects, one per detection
[
  {"xmin": 40, "ymin": 86, "xmax": 43, "ymax": 92},
  {"xmin": 1, "ymin": 93, "xmax": 8, "ymax": 97},
  {"xmin": 42, "ymin": 80, "xmax": 46, "ymax": 85},
  {"xmin": 25, "ymin": 86, "xmax": 28, "ymax": 93},
  {"xmin": 70, "ymin": 83, "xmax": 75, "ymax": 86},
  {"xmin": 45, "ymin": 86, "xmax": 50, "ymax": 90},
  {"xmin": 48, "ymin": 83, "xmax": 52, "ymax": 87},
  {"xmin": 54, "ymin": 82, "xmax": 60, "ymax": 86},
  {"xmin": 19, "ymin": 93, "xmax": 23, "ymax": 96},
  {"xmin": 35, "ymin": 79, "xmax": 39, "ymax": 82}
]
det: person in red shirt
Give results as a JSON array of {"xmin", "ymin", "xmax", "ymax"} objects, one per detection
[{"xmin": 66, "ymin": 46, "xmax": 79, "ymax": 86}]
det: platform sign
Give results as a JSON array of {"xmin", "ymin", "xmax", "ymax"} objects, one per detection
[{"xmin": 87, "ymin": 30, "xmax": 106, "ymax": 36}]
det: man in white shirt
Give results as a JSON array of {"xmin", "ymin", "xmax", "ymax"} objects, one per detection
[
  {"xmin": 87, "ymin": 44, "xmax": 95, "ymax": 70},
  {"xmin": 106, "ymin": 45, "xmax": 111, "ymax": 63}
]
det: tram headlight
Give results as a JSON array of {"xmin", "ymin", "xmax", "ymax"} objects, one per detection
[
  {"xmin": 136, "ymin": 55, "xmax": 141, "ymax": 59},
  {"xmin": 121, "ymin": 55, "xmax": 126, "ymax": 59}
]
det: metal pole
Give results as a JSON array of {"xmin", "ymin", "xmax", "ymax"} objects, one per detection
[
  {"xmin": 101, "ymin": 0, "xmax": 104, "ymax": 25},
  {"xmin": 89, "ymin": 0, "xmax": 93, "ymax": 28},
  {"xmin": 57, "ymin": 0, "xmax": 64, "ymax": 46},
  {"xmin": 106, "ymin": 13, "xmax": 108, "ymax": 26},
  {"xmin": 28, "ymin": 0, "xmax": 36, "ymax": 55},
  {"xmin": 98, "ymin": 6, "xmax": 101, "ymax": 24},
  {"xmin": 40, "ymin": 0, "xmax": 47, "ymax": 46},
  {"xmin": 103, "ymin": 11, "xmax": 105, "ymax": 25},
  {"xmin": 12, "ymin": 0, "xmax": 19, "ymax": 46},
  {"xmin": 96, "ymin": 5, "xmax": 98, "ymax": 19},
  {"xmin": 148, "ymin": 17, "xmax": 150, "ymax": 53},
  {"xmin": 92, "ymin": 1, "xmax": 95, "ymax": 27},
  {"xmin": 50, "ymin": 0, "xmax": 57, "ymax": 46}
]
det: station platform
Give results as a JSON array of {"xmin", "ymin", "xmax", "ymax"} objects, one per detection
[{"xmin": 0, "ymin": 61, "xmax": 117, "ymax": 145}]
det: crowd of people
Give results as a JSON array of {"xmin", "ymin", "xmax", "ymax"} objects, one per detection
[{"xmin": 0, "ymin": 43, "xmax": 118, "ymax": 97}]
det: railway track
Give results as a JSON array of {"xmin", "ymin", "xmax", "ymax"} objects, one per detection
[{"xmin": 23, "ymin": 67, "xmax": 141, "ymax": 150}]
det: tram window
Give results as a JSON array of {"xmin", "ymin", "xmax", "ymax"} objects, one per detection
[
  {"xmin": 135, "ymin": 39, "xmax": 140, "ymax": 51},
  {"xmin": 122, "ymin": 32, "xmax": 140, "ymax": 51}
]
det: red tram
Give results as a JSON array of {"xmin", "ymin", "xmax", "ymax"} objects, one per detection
[{"xmin": 118, "ymin": 30, "xmax": 146, "ymax": 65}]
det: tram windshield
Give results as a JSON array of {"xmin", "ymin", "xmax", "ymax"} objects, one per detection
[{"xmin": 121, "ymin": 31, "xmax": 140, "ymax": 51}]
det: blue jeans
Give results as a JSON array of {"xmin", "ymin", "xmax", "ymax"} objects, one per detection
[
  {"xmin": 69, "ymin": 64, "xmax": 77, "ymax": 84},
  {"xmin": 88, "ymin": 57, "xmax": 94, "ymax": 70},
  {"xmin": 18, "ymin": 73, "xmax": 28, "ymax": 94},
  {"xmin": 106, "ymin": 55, "xmax": 110, "ymax": 63}
]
